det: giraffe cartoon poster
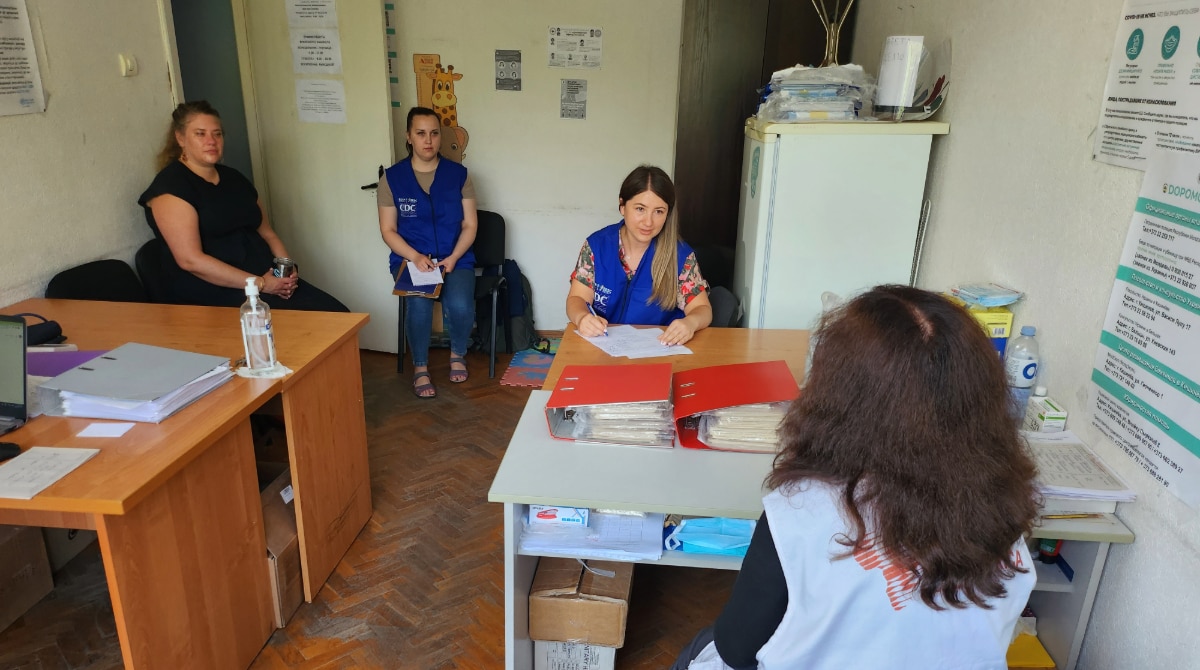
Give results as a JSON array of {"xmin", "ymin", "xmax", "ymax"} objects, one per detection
[{"xmin": 411, "ymin": 53, "xmax": 469, "ymax": 162}]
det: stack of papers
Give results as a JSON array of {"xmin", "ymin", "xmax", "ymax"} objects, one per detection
[
  {"xmin": 519, "ymin": 510, "xmax": 665, "ymax": 562},
  {"xmin": 38, "ymin": 343, "xmax": 233, "ymax": 423},
  {"xmin": 583, "ymin": 325, "xmax": 693, "ymax": 359},
  {"xmin": 699, "ymin": 403, "xmax": 790, "ymax": 453},
  {"xmin": 1025, "ymin": 431, "xmax": 1136, "ymax": 503},
  {"xmin": 757, "ymin": 64, "xmax": 871, "ymax": 122},
  {"xmin": 0, "ymin": 447, "xmax": 100, "ymax": 500}
]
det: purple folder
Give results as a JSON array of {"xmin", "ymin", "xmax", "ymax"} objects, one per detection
[{"xmin": 27, "ymin": 350, "xmax": 108, "ymax": 378}]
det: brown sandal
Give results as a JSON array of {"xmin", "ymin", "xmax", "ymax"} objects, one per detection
[{"xmin": 412, "ymin": 371, "xmax": 437, "ymax": 398}]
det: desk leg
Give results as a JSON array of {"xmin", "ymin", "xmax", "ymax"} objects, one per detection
[
  {"xmin": 283, "ymin": 337, "xmax": 373, "ymax": 601},
  {"xmin": 96, "ymin": 419, "xmax": 274, "ymax": 669},
  {"xmin": 505, "ymin": 502, "xmax": 536, "ymax": 670}
]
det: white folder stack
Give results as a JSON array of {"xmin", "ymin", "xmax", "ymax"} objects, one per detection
[{"xmin": 37, "ymin": 343, "xmax": 233, "ymax": 423}]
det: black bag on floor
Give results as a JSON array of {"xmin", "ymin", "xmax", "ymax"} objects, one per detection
[{"xmin": 474, "ymin": 260, "xmax": 543, "ymax": 353}]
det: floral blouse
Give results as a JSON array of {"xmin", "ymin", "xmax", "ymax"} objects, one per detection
[{"xmin": 570, "ymin": 240, "xmax": 709, "ymax": 311}]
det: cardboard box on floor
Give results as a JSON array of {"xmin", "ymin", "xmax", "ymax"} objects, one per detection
[
  {"xmin": 534, "ymin": 641, "xmax": 617, "ymax": 670},
  {"xmin": 528, "ymin": 557, "xmax": 633, "ymax": 648},
  {"xmin": 0, "ymin": 525, "xmax": 54, "ymax": 633},
  {"xmin": 261, "ymin": 467, "xmax": 303, "ymax": 629}
]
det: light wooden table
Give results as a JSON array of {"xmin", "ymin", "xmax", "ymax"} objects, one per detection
[
  {"xmin": 0, "ymin": 299, "xmax": 373, "ymax": 670},
  {"xmin": 489, "ymin": 326, "xmax": 810, "ymax": 670}
]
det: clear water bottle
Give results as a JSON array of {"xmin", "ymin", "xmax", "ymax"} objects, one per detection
[
  {"xmin": 241, "ymin": 277, "xmax": 276, "ymax": 370},
  {"xmin": 1004, "ymin": 325, "xmax": 1039, "ymax": 419}
]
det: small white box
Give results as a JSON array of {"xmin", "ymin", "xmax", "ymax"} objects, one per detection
[
  {"xmin": 528, "ymin": 505, "xmax": 589, "ymax": 526},
  {"xmin": 534, "ymin": 641, "xmax": 616, "ymax": 670},
  {"xmin": 1024, "ymin": 396, "xmax": 1067, "ymax": 432}
]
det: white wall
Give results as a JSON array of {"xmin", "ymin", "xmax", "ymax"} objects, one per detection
[
  {"xmin": 392, "ymin": 0, "xmax": 683, "ymax": 330},
  {"xmin": 0, "ymin": 0, "xmax": 174, "ymax": 306},
  {"xmin": 853, "ymin": 2, "xmax": 1200, "ymax": 667}
]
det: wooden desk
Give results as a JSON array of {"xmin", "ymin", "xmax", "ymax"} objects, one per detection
[
  {"xmin": 490, "ymin": 326, "xmax": 809, "ymax": 670},
  {"xmin": 0, "ymin": 300, "xmax": 373, "ymax": 670}
]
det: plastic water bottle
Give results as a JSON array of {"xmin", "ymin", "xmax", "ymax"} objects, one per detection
[
  {"xmin": 241, "ymin": 277, "xmax": 276, "ymax": 370},
  {"xmin": 1004, "ymin": 325, "xmax": 1039, "ymax": 419}
]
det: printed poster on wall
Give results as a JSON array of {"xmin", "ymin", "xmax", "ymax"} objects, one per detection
[
  {"xmin": 547, "ymin": 25, "xmax": 602, "ymax": 69},
  {"xmin": 290, "ymin": 28, "xmax": 343, "ymax": 74},
  {"xmin": 560, "ymin": 79, "xmax": 586, "ymax": 119},
  {"xmin": 0, "ymin": 0, "xmax": 46, "ymax": 116},
  {"xmin": 286, "ymin": 0, "xmax": 337, "ymax": 28},
  {"xmin": 1094, "ymin": 0, "xmax": 1200, "ymax": 170},
  {"xmin": 296, "ymin": 79, "xmax": 346, "ymax": 124},
  {"xmin": 1091, "ymin": 151, "xmax": 1200, "ymax": 507}
]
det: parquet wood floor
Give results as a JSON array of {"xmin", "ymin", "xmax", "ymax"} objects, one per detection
[{"xmin": 0, "ymin": 349, "xmax": 734, "ymax": 669}]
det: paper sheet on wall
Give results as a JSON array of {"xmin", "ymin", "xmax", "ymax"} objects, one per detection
[
  {"xmin": 1093, "ymin": 0, "xmax": 1200, "ymax": 169},
  {"xmin": 286, "ymin": 0, "xmax": 337, "ymax": 27},
  {"xmin": 0, "ymin": 0, "xmax": 46, "ymax": 116},
  {"xmin": 1090, "ymin": 150, "xmax": 1200, "ymax": 507},
  {"xmin": 291, "ymin": 28, "xmax": 342, "ymax": 74},
  {"xmin": 548, "ymin": 25, "xmax": 602, "ymax": 69},
  {"xmin": 296, "ymin": 79, "xmax": 346, "ymax": 124},
  {"xmin": 560, "ymin": 78, "xmax": 587, "ymax": 120}
]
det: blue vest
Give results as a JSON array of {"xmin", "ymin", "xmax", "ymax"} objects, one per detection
[
  {"xmin": 587, "ymin": 222, "xmax": 690, "ymax": 326},
  {"xmin": 384, "ymin": 157, "xmax": 473, "ymax": 273}
]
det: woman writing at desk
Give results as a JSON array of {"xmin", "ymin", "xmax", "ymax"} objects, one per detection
[
  {"xmin": 673, "ymin": 286, "xmax": 1039, "ymax": 670},
  {"xmin": 566, "ymin": 165, "xmax": 711, "ymax": 346},
  {"xmin": 138, "ymin": 101, "xmax": 348, "ymax": 312}
]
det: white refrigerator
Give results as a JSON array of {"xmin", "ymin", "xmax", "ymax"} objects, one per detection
[{"xmin": 733, "ymin": 119, "xmax": 949, "ymax": 329}]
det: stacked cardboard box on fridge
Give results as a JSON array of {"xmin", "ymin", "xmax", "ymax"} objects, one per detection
[
  {"xmin": 0, "ymin": 525, "xmax": 54, "ymax": 633},
  {"xmin": 528, "ymin": 557, "xmax": 634, "ymax": 670}
]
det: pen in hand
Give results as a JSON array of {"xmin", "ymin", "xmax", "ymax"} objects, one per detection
[{"xmin": 585, "ymin": 303, "xmax": 608, "ymax": 336}]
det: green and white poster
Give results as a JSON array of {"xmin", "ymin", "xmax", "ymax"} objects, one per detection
[{"xmin": 1091, "ymin": 151, "xmax": 1200, "ymax": 506}]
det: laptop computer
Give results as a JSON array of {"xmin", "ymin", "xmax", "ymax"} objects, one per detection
[{"xmin": 0, "ymin": 315, "xmax": 28, "ymax": 435}]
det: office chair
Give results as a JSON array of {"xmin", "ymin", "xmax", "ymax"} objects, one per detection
[
  {"xmin": 709, "ymin": 285, "xmax": 744, "ymax": 328},
  {"xmin": 396, "ymin": 210, "xmax": 510, "ymax": 378},
  {"xmin": 134, "ymin": 238, "xmax": 171, "ymax": 303},
  {"xmin": 45, "ymin": 259, "xmax": 148, "ymax": 302}
]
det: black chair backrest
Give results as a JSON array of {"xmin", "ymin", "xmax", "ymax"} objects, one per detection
[
  {"xmin": 135, "ymin": 238, "xmax": 172, "ymax": 304},
  {"xmin": 474, "ymin": 210, "xmax": 506, "ymax": 268},
  {"xmin": 709, "ymin": 285, "xmax": 743, "ymax": 328},
  {"xmin": 45, "ymin": 259, "xmax": 147, "ymax": 303}
]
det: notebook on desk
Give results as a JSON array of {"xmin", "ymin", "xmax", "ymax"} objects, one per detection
[{"xmin": 0, "ymin": 315, "xmax": 28, "ymax": 435}]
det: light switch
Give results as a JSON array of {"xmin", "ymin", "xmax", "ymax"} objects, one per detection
[{"xmin": 118, "ymin": 54, "xmax": 138, "ymax": 77}]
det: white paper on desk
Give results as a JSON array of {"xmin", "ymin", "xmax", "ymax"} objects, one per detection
[
  {"xmin": 583, "ymin": 325, "xmax": 693, "ymax": 359},
  {"xmin": 77, "ymin": 422, "xmax": 135, "ymax": 438},
  {"xmin": 520, "ymin": 511, "xmax": 665, "ymax": 561},
  {"xmin": 0, "ymin": 447, "xmax": 100, "ymax": 500},
  {"xmin": 1025, "ymin": 430, "xmax": 1136, "ymax": 500},
  {"xmin": 406, "ymin": 261, "xmax": 444, "ymax": 285}
]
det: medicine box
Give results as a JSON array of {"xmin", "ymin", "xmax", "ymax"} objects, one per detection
[
  {"xmin": 528, "ymin": 557, "xmax": 634, "ymax": 648},
  {"xmin": 529, "ymin": 504, "xmax": 589, "ymax": 527},
  {"xmin": 945, "ymin": 295, "xmax": 1013, "ymax": 357},
  {"xmin": 534, "ymin": 641, "xmax": 616, "ymax": 670},
  {"xmin": 1024, "ymin": 396, "xmax": 1068, "ymax": 432}
]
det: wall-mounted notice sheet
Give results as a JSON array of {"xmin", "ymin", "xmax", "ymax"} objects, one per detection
[
  {"xmin": 1091, "ymin": 151, "xmax": 1200, "ymax": 507},
  {"xmin": 0, "ymin": 0, "xmax": 46, "ymax": 116},
  {"xmin": 1094, "ymin": 0, "xmax": 1200, "ymax": 170}
]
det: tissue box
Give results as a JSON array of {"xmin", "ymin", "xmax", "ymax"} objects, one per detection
[
  {"xmin": 1024, "ymin": 396, "xmax": 1067, "ymax": 432},
  {"xmin": 945, "ymin": 295, "xmax": 1013, "ymax": 357}
]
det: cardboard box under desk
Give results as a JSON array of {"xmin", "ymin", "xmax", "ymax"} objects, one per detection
[
  {"xmin": 528, "ymin": 557, "xmax": 634, "ymax": 648},
  {"xmin": 0, "ymin": 525, "xmax": 54, "ymax": 633},
  {"xmin": 261, "ymin": 467, "xmax": 303, "ymax": 629},
  {"xmin": 534, "ymin": 641, "xmax": 617, "ymax": 670}
]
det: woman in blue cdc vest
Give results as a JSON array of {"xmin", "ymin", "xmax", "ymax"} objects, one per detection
[
  {"xmin": 566, "ymin": 165, "xmax": 712, "ymax": 345},
  {"xmin": 378, "ymin": 107, "xmax": 477, "ymax": 398}
]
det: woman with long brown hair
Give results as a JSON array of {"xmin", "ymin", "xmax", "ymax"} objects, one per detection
[
  {"xmin": 674, "ymin": 285, "xmax": 1039, "ymax": 670},
  {"xmin": 566, "ymin": 165, "xmax": 712, "ymax": 345}
]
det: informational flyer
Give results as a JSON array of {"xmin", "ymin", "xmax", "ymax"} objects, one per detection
[
  {"xmin": 560, "ymin": 79, "xmax": 587, "ymax": 119},
  {"xmin": 548, "ymin": 25, "xmax": 602, "ymax": 69},
  {"xmin": 0, "ymin": 0, "xmax": 46, "ymax": 116},
  {"xmin": 1091, "ymin": 151, "xmax": 1200, "ymax": 506},
  {"xmin": 1094, "ymin": 0, "xmax": 1200, "ymax": 170},
  {"xmin": 286, "ymin": 0, "xmax": 337, "ymax": 27},
  {"xmin": 496, "ymin": 49, "xmax": 521, "ymax": 91},
  {"xmin": 296, "ymin": 79, "xmax": 346, "ymax": 124},
  {"xmin": 291, "ymin": 28, "xmax": 343, "ymax": 74}
]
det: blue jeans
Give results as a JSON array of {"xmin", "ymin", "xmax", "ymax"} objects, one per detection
[{"xmin": 405, "ymin": 266, "xmax": 475, "ymax": 367}]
